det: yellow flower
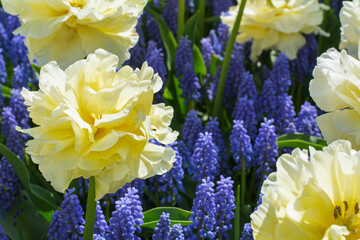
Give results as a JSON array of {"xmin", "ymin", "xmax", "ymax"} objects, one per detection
[
  {"xmin": 251, "ymin": 140, "xmax": 360, "ymax": 240},
  {"xmin": 221, "ymin": 0, "xmax": 324, "ymax": 60},
  {"xmin": 2, "ymin": 0, "xmax": 146, "ymax": 69},
  {"xmin": 20, "ymin": 49, "xmax": 178, "ymax": 200},
  {"xmin": 340, "ymin": 0, "xmax": 360, "ymax": 58},
  {"xmin": 309, "ymin": 48, "xmax": 360, "ymax": 150}
]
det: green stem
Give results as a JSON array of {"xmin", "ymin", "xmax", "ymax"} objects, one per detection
[
  {"xmin": 241, "ymin": 157, "xmax": 246, "ymax": 206},
  {"xmin": 83, "ymin": 177, "xmax": 96, "ymax": 240},
  {"xmin": 198, "ymin": 0, "xmax": 206, "ymax": 39},
  {"xmin": 234, "ymin": 184, "xmax": 241, "ymax": 240},
  {"xmin": 177, "ymin": 0, "xmax": 185, "ymax": 40},
  {"xmin": 318, "ymin": 0, "xmax": 331, "ymax": 54},
  {"xmin": 212, "ymin": 0, "xmax": 247, "ymax": 117},
  {"xmin": 248, "ymin": 167, "xmax": 256, "ymax": 202}
]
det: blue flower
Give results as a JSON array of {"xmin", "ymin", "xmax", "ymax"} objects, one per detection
[
  {"xmin": 215, "ymin": 176, "xmax": 236, "ymax": 239},
  {"xmin": 182, "ymin": 110, "xmax": 203, "ymax": 154},
  {"xmin": 153, "ymin": 212, "xmax": 171, "ymax": 240},
  {"xmin": 187, "ymin": 178, "xmax": 217, "ymax": 240},
  {"xmin": 1, "ymin": 107, "xmax": 24, "ymax": 158},
  {"xmin": 233, "ymin": 96, "xmax": 257, "ymax": 138},
  {"xmin": 253, "ymin": 119, "xmax": 278, "ymax": 179},
  {"xmin": 0, "ymin": 51, "xmax": 6, "ymax": 84},
  {"xmin": 240, "ymin": 223, "xmax": 253, "ymax": 240},
  {"xmin": 0, "ymin": 157, "xmax": 21, "ymax": 213},
  {"xmin": 169, "ymin": 224, "xmax": 185, "ymax": 240},
  {"xmin": 205, "ymin": 117, "xmax": 228, "ymax": 161},
  {"xmin": 290, "ymin": 34, "xmax": 317, "ymax": 79},
  {"xmin": 0, "ymin": 224, "xmax": 9, "ymax": 240},
  {"xmin": 230, "ymin": 120, "xmax": 254, "ymax": 170},
  {"xmin": 162, "ymin": 0, "xmax": 178, "ymax": 36},
  {"xmin": 148, "ymin": 144, "xmax": 184, "ymax": 205},
  {"xmin": 211, "ymin": 0, "xmax": 233, "ymax": 16},
  {"xmin": 94, "ymin": 201, "xmax": 108, "ymax": 237},
  {"xmin": 47, "ymin": 188, "xmax": 85, "ymax": 240},
  {"xmin": 192, "ymin": 133, "xmax": 219, "ymax": 182},
  {"xmin": 146, "ymin": 41, "xmax": 167, "ymax": 84},
  {"xmin": 295, "ymin": 101, "xmax": 321, "ymax": 137},
  {"xmin": 9, "ymin": 89, "xmax": 29, "ymax": 129},
  {"xmin": 175, "ymin": 36, "xmax": 194, "ymax": 77},
  {"xmin": 108, "ymin": 187, "xmax": 144, "ymax": 240}
]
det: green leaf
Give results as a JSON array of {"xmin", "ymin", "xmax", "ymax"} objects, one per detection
[
  {"xmin": 0, "ymin": 143, "xmax": 57, "ymax": 211},
  {"xmin": 209, "ymin": 54, "xmax": 222, "ymax": 76},
  {"xmin": 31, "ymin": 63, "xmax": 41, "ymax": 78},
  {"xmin": 1, "ymin": 84, "xmax": 11, "ymax": 98},
  {"xmin": 182, "ymin": 175, "xmax": 197, "ymax": 199},
  {"xmin": 182, "ymin": 12, "xmax": 199, "ymax": 43},
  {"xmin": 234, "ymin": 185, "xmax": 240, "ymax": 240},
  {"xmin": 277, "ymin": 134, "xmax": 327, "ymax": 150},
  {"xmin": 192, "ymin": 45, "xmax": 207, "ymax": 76},
  {"xmin": 0, "ymin": 191, "xmax": 49, "ymax": 240},
  {"xmin": 239, "ymin": 204, "xmax": 252, "ymax": 227},
  {"xmin": 38, "ymin": 210, "xmax": 54, "ymax": 223},
  {"xmin": 164, "ymin": 74, "xmax": 186, "ymax": 122},
  {"xmin": 146, "ymin": 7, "xmax": 177, "ymax": 70},
  {"xmin": 142, "ymin": 207, "xmax": 192, "ymax": 229}
]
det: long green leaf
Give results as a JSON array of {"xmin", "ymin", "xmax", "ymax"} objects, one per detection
[
  {"xmin": 1, "ymin": 84, "xmax": 11, "ymax": 98},
  {"xmin": 182, "ymin": 12, "xmax": 199, "ymax": 43},
  {"xmin": 142, "ymin": 207, "xmax": 192, "ymax": 229},
  {"xmin": 192, "ymin": 45, "xmax": 207, "ymax": 76},
  {"xmin": 0, "ymin": 143, "xmax": 57, "ymax": 211},
  {"xmin": 146, "ymin": 7, "xmax": 177, "ymax": 70},
  {"xmin": 0, "ymin": 191, "xmax": 49, "ymax": 240},
  {"xmin": 277, "ymin": 134, "xmax": 327, "ymax": 150},
  {"xmin": 234, "ymin": 185, "xmax": 240, "ymax": 240}
]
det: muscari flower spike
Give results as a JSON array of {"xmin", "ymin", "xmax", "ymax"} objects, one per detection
[
  {"xmin": 192, "ymin": 132, "xmax": 219, "ymax": 183},
  {"xmin": 108, "ymin": 187, "xmax": 144, "ymax": 240},
  {"xmin": 230, "ymin": 120, "xmax": 254, "ymax": 171},
  {"xmin": 153, "ymin": 212, "xmax": 171, "ymax": 240}
]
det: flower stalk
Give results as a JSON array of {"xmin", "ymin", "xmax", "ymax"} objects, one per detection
[
  {"xmin": 177, "ymin": 0, "xmax": 185, "ymax": 40},
  {"xmin": 212, "ymin": 0, "xmax": 247, "ymax": 118},
  {"xmin": 241, "ymin": 157, "xmax": 246, "ymax": 206},
  {"xmin": 198, "ymin": 0, "xmax": 206, "ymax": 39},
  {"xmin": 83, "ymin": 176, "xmax": 96, "ymax": 240}
]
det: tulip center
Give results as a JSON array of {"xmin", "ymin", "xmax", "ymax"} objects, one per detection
[
  {"xmin": 334, "ymin": 201, "xmax": 360, "ymax": 240},
  {"xmin": 68, "ymin": 0, "xmax": 87, "ymax": 8}
]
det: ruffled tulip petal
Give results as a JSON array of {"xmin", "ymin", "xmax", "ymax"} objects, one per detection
[{"xmin": 20, "ymin": 49, "xmax": 178, "ymax": 200}]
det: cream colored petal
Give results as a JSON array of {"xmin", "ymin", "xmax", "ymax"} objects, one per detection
[
  {"xmin": 15, "ymin": 15, "xmax": 70, "ymax": 39},
  {"xmin": 322, "ymin": 225, "xmax": 349, "ymax": 240},
  {"xmin": 286, "ymin": 180, "xmax": 335, "ymax": 231},
  {"xmin": 251, "ymin": 192, "xmax": 278, "ymax": 240},
  {"xmin": 2, "ymin": 0, "xmax": 31, "ymax": 15},
  {"xmin": 316, "ymin": 113, "xmax": 359, "ymax": 149},
  {"xmin": 270, "ymin": 149, "xmax": 310, "ymax": 205},
  {"xmin": 250, "ymin": 29, "xmax": 279, "ymax": 60},
  {"xmin": 77, "ymin": 25, "xmax": 137, "ymax": 65},
  {"xmin": 332, "ymin": 109, "xmax": 360, "ymax": 144},
  {"xmin": 309, "ymin": 49, "xmax": 351, "ymax": 112},
  {"xmin": 26, "ymin": 26, "xmax": 86, "ymax": 69},
  {"xmin": 148, "ymin": 104, "xmax": 179, "ymax": 145},
  {"xmin": 137, "ymin": 143, "xmax": 175, "ymax": 179},
  {"xmin": 275, "ymin": 218, "xmax": 320, "ymax": 240},
  {"xmin": 276, "ymin": 33, "xmax": 305, "ymax": 60}
]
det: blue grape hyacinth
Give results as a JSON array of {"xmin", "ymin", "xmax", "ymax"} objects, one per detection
[
  {"xmin": 169, "ymin": 224, "xmax": 185, "ymax": 240},
  {"xmin": 187, "ymin": 177, "xmax": 217, "ymax": 240},
  {"xmin": 47, "ymin": 188, "xmax": 85, "ymax": 240},
  {"xmin": 192, "ymin": 132, "xmax": 219, "ymax": 182},
  {"xmin": 153, "ymin": 212, "xmax": 171, "ymax": 240},
  {"xmin": 108, "ymin": 187, "xmax": 144, "ymax": 240},
  {"xmin": 230, "ymin": 120, "xmax": 254, "ymax": 170},
  {"xmin": 215, "ymin": 176, "xmax": 236, "ymax": 239}
]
